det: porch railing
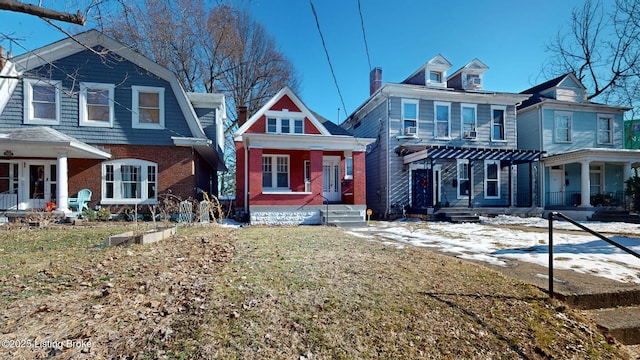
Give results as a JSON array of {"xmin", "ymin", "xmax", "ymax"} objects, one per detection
[
  {"xmin": 0, "ymin": 189, "xmax": 18, "ymax": 211},
  {"xmin": 547, "ymin": 212, "xmax": 640, "ymax": 299},
  {"xmin": 545, "ymin": 191, "xmax": 627, "ymax": 208}
]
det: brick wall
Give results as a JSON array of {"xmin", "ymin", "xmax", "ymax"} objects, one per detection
[{"xmin": 68, "ymin": 145, "xmax": 200, "ymax": 210}]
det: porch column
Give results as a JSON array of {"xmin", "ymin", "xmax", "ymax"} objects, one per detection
[
  {"xmin": 310, "ymin": 149, "xmax": 323, "ymax": 205},
  {"xmin": 352, "ymin": 151, "xmax": 366, "ymax": 205},
  {"xmin": 623, "ymin": 162, "xmax": 633, "ymax": 182},
  {"xmin": 580, "ymin": 160, "xmax": 591, "ymax": 207},
  {"xmin": 56, "ymin": 152, "xmax": 70, "ymax": 212}
]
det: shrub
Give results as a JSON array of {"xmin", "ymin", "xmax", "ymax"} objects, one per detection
[{"xmin": 97, "ymin": 207, "xmax": 112, "ymax": 221}]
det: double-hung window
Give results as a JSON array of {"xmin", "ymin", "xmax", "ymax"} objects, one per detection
[
  {"xmin": 491, "ymin": 106, "xmax": 506, "ymax": 141},
  {"xmin": 434, "ymin": 102, "xmax": 450, "ymax": 138},
  {"xmin": 554, "ymin": 112, "xmax": 572, "ymax": 143},
  {"xmin": 132, "ymin": 86, "xmax": 165, "ymax": 129},
  {"xmin": 597, "ymin": 114, "xmax": 614, "ymax": 144},
  {"xmin": 262, "ymin": 155, "xmax": 289, "ymax": 190},
  {"xmin": 23, "ymin": 79, "xmax": 61, "ymax": 125},
  {"xmin": 80, "ymin": 82, "xmax": 114, "ymax": 127},
  {"xmin": 102, "ymin": 159, "xmax": 157, "ymax": 204},
  {"xmin": 484, "ymin": 160, "xmax": 500, "ymax": 199},
  {"xmin": 457, "ymin": 159, "xmax": 470, "ymax": 199},
  {"xmin": 266, "ymin": 117, "xmax": 304, "ymax": 134},
  {"xmin": 401, "ymin": 99, "xmax": 418, "ymax": 136},
  {"xmin": 461, "ymin": 104, "xmax": 477, "ymax": 139}
]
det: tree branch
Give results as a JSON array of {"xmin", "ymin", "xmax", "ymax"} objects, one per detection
[{"xmin": 0, "ymin": 0, "xmax": 86, "ymax": 25}]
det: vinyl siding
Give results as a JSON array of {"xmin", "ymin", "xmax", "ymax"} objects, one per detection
[
  {"xmin": 0, "ymin": 46, "xmax": 193, "ymax": 145},
  {"xmin": 345, "ymin": 100, "xmax": 388, "ymax": 217},
  {"xmin": 542, "ymin": 108, "xmax": 624, "ymax": 155}
]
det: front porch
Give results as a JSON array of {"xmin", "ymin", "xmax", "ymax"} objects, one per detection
[
  {"xmin": 0, "ymin": 127, "xmax": 111, "ymax": 213},
  {"xmin": 542, "ymin": 148, "xmax": 640, "ymax": 213}
]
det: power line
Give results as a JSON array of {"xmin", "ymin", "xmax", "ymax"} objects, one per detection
[
  {"xmin": 357, "ymin": 0, "xmax": 372, "ymax": 72},
  {"xmin": 309, "ymin": 0, "xmax": 347, "ymax": 115}
]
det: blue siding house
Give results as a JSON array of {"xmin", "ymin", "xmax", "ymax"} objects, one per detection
[
  {"xmin": 0, "ymin": 30, "xmax": 226, "ymax": 213},
  {"xmin": 341, "ymin": 55, "xmax": 543, "ymax": 219},
  {"xmin": 517, "ymin": 73, "xmax": 635, "ymax": 219}
]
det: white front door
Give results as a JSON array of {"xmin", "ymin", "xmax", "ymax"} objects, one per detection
[
  {"xmin": 548, "ymin": 168, "xmax": 563, "ymax": 206},
  {"xmin": 322, "ymin": 156, "xmax": 341, "ymax": 203},
  {"xmin": 21, "ymin": 161, "xmax": 56, "ymax": 210}
]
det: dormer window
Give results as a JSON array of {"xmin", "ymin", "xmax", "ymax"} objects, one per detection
[{"xmin": 429, "ymin": 71, "xmax": 442, "ymax": 83}]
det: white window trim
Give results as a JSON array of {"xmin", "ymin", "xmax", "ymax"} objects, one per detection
[
  {"xmin": 79, "ymin": 82, "xmax": 115, "ymax": 127},
  {"xmin": 484, "ymin": 160, "xmax": 501, "ymax": 199},
  {"xmin": 23, "ymin": 78, "xmax": 61, "ymax": 125},
  {"xmin": 434, "ymin": 101, "xmax": 451, "ymax": 139},
  {"xmin": 132, "ymin": 85, "xmax": 165, "ymax": 129},
  {"xmin": 101, "ymin": 159, "xmax": 157, "ymax": 205},
  {"xmin": 461, "ymin": 103, "xmax": 477, "ymax": 140},
  {"xmin": 490, "ymin": 105, "xmax": 507, "ymax": 142},
  {"xmin": 262, "ymin": 154, "xmax": 290, "ymax": 191},
  {"xmin": 597, "ymin": 114, "xmax": 614, "ymax": 145},
  {"xmin": 456, "ymin": 159, "xmax": 471, "ymax": 199},
  {"xmin": 265, "ymin": 110, "xmax": 305, "ymax": 134},
  {"xmin": 554, "ymin": 111, "xmax": 573, "ymax": 143},
  {"xmin": 401, "ymin": 99, "xmax": 419, "ymax": 136},
  {"xmin": 265, "ymin": 116, "xmax": 305, "ymax": 134}
]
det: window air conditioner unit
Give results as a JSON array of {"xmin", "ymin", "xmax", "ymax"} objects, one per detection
[
  {"xmin": 404, "ymin": 126, "xmax": 417, "ymax": 136},
  {"xmin": 467, "ymin": 77, "xmax": 482, "ymax": 88},
  {"xmin": 464, "ymin": 130, "xmax": 477, "ymax": 139}
]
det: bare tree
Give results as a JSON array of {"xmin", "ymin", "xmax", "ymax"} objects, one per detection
[
  {"xmin": 0, "ymin": 0, "xmax": 86, "ymax": 25},
  {"xmin": 101, "ymin": 0, "xmax": 299, "ymax": 196},
  {"xmin": 545, "ymin": 0, "xmax": 640, "ymax": 118}
]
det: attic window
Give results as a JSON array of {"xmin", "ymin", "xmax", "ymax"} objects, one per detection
[
  {"xmin": 266, "ymin": 117, "xmax": 304, "ymax": 134},
  {"xmin": 429, "ymin": 71, "xmax": 442, "ymax": 83}
]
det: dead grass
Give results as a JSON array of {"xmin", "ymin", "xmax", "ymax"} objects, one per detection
[{"xmin": 0, "ymin": 223, "xmax": 631, "ymax": 359}]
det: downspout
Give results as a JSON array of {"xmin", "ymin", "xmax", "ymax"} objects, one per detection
[
  {"xmin": 538, "ymin": 104, "xmax": 545, "ymax": 207},
  {"xmin": 244, "ymin": 143, "xmax": 249, "ymax": 213},
  {"xmin": 385, "ymin": 96, "xmax": 391, "ymax": 218}
]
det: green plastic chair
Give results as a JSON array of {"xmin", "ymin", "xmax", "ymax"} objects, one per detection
[{"xmin": 68, "ymin": 189, "xmax": 92, "ymax": 213}]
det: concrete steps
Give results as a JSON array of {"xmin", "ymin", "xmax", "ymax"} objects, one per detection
[
  {"xmin": 587, "ymin": 306, "xmax": 640, "ymax": 345},
  {"xmin": 320, "ymin": 208, "xmax": 366, "ymax": 227},
  {"xmin": 589, "ymin": 209, "xmax": 640, "ymax": 223},
  {"xmin": 434, "ymin": 208, "xmax": 480, "ymax": 223}
]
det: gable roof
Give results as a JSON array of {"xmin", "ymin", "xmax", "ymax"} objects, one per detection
[
  {"xmin": 234, "ymin": 86, "xmax": 332, "ymax": 137},
  {"xmin": 448, "ymin": 58, "xmax": 489, "ymax": 78},
  {"xmin": 519, "ymin": 73, "xmax": 583, "ymax": 96},
  {"xmin": 402, "ymin": 54, "xmax": 452, "ymax": 84},
  {"xmin": 11, "ymin": 29, "xmax": 215, "ymax": 141}
]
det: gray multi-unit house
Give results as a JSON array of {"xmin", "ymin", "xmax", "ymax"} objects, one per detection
[
  {"xmin": 517, "ymin": 73, "xmax": 634, "ymax": 220},
  {"xmin": 341, "ymin": 55, "xmax": 543, "ymax": 219},
  {"xmin": 0, "ymin": 30, "xmax": 226, "ymax": 214}
]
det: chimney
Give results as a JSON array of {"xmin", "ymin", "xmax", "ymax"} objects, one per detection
[
  {"xmin": 369, "ymin": 67, "xmax": 382, "ymax": 95},
  {"xmin": 237, "ymin": 106, "xmax": 248, "ymax": 127}
]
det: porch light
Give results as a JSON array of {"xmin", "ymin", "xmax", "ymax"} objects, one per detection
[{"xmin": 3, "ymin": 150, "xmax": 13, "ymax": 156}]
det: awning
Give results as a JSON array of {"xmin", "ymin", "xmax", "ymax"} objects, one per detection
[
  {"xmin": 400, "ymin": 145, "xmax": 544, "ymax": 165},
  {"xmin": 0, "ymin": 126, "xmax": 111, "ymax": 159}
]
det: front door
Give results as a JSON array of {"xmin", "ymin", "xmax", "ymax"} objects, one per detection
[
  {"xmin": 21, "ymin": 161, "xmax": 56, "ymax": 210},
  {"xmin": 412, "ymin": 169, "xmax": 432, "ymax": 212},
  {"xmin": 322, "ymin": 156, "xmax": 341, "ymax": 203},
  {"xmin": 548, "ymin": 168, "xmax": 563, "ymax": 206}
]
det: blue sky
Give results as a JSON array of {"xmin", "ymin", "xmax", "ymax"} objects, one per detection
[{"xmin": 1, "ymin": 0, "xmax": 596, "ymax": 123}]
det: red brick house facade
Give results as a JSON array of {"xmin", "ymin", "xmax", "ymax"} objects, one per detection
[{"xmin": 234, "ymin": 87, "xmax": 374, "ymax": 225}]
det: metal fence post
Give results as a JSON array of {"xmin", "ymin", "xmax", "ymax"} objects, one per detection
[{"xmin": 548, "ymin": 212, "xmax": 554, "ymax": 299}]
